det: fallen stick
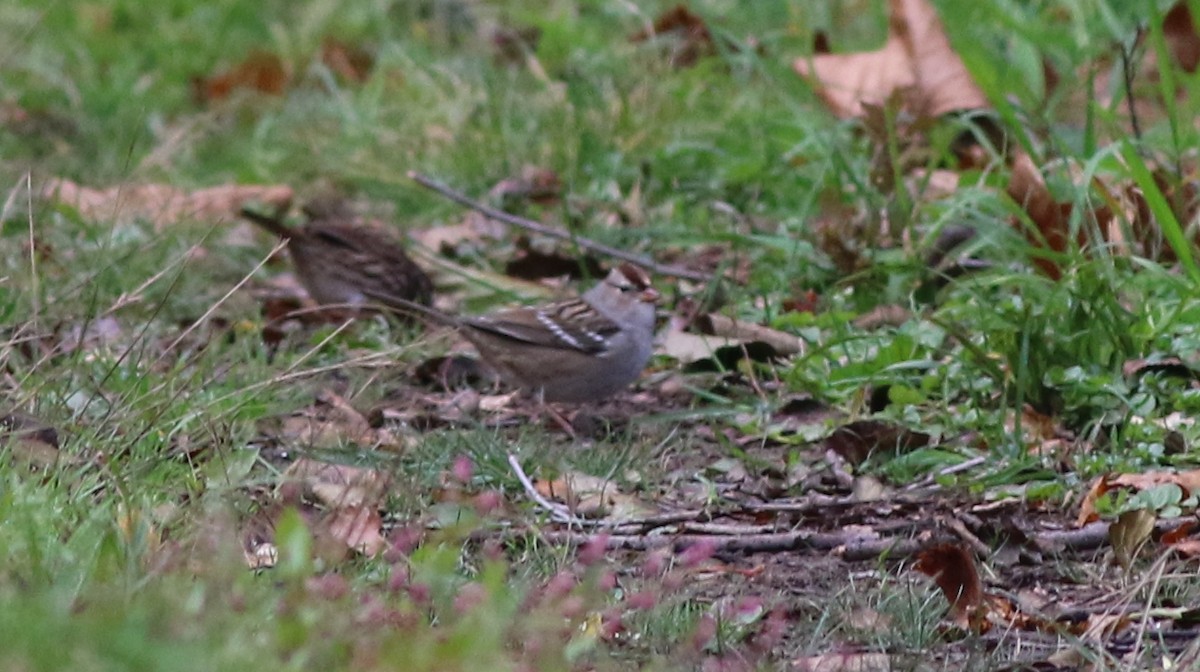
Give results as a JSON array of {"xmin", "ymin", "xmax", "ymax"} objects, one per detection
[
  {"xmin": 408, "ymin": 171, "xmax": 712, "ymax": 282},
  {"xmin": 535, "ymin": 529, "xmax": 937, "ymax": 561}
]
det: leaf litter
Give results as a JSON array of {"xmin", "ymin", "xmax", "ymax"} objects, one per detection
[{"xmin": 15, "ymin": 1, "xmax": 1200, "ymax": 668}]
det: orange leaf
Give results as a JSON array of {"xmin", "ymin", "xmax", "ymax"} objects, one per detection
[
  {"xmin": 193, "ymin": 50, "xmax": 290, "ymax": 104},
  {"xmin": 1076, "ymin": 475, "xmax": 1111, "ymax": 527},
  {"xmin": 1164, "ymin": 0, "xmax": 1200, "ymax": 73},
  {"xmin": 793, "ymin": 0, "xmax": 987, "ymax": 118},
  {"xmin": 913, "ymin": 544, "xmax": 984, "ymax": 629}
]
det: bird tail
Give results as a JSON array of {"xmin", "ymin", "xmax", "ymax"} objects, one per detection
[
  {"xmin": 363, "ymin": 288, "xmax": 458, "ymax": 328},
  {"xmin": 240, "ymin": 206, "xmax": 294, "ymax": 238}
]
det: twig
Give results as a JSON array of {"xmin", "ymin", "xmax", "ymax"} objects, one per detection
[
  {"xmin": 408, "ymin": 171, "xmax": 712, "ymax": 282},
  {"xmin": 1121, "ymin": 27, "xmax": 1144, "ymax": 144},
  {"xmin": 535, "ymin": 529, "xmax": 937, "ymax": 561},
  {"xmin": 944, "ymin": 514, "xmax": 991, "ymax": 557},
  {"xmin": 506, "ymin": 452, "xmax": 587, "ymax": 525},
  {"xmin": 903, "ymin": 455, "xmax": 987, "ymax": 493}
]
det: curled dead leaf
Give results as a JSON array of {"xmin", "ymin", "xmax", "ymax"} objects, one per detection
[
  {"xmin": 694, "ymin": 313, "xmax": 804, "ymax": 357},
  {"xmin": 794, "ymin": 0, "xmax": 988, "ymax": 119},
  {"xmin": 280, "ymin": 457, "xmax": 391, "ymax": 509},
  {"xmin": 42, "ymin": 178, "xmax": 293, "ymax": 230},
  {"xmin": 192, "ymin": 50, "xmax": 290, "ymax": 103},
  {"xmin": 629, "ymin": 4, "xmax": 717, "ymax": 69},
  {"xmin": 534, "ymin": 471, "xmax": 653, "ymax": 519},
  {"xmin": 913, "ymin": 543, "xmax": 986, "ymax": 630},
  {"xmin": 824, "ymin": 419, "xmax": 929, "ymax": 466},
  {"xmin": 1109, "ymin": 508, "xmax": 1156, "ymax": 570}
]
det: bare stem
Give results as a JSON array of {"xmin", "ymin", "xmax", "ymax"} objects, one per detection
[{"xmin": 408, "ymin": 171, "xmax": 712, "ymax": 282}]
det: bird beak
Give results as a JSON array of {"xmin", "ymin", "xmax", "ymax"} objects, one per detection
[{"xmin": 640, "ymin": 287, "xmax": 661, "ymax": 304}]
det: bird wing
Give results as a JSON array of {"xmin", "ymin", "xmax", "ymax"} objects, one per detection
[{"xmin": 463, "ymin": 299, "xmax": 618, "ymax": 354}]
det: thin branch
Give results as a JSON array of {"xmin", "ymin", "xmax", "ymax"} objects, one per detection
[
  {"xmin": 534, "ymin": 528, "xmax": 936, "ymax": 561},
  {"xmin": 506, "ymin": 452, "xmax": 587, "ymax": 525},
  {"xmin": 408, "ymin": 171, "xmax": 712, "ymax": 282},
  {"xmin": 1121, "ymin": 28, "xmax": 1144, "ymax": 144}
]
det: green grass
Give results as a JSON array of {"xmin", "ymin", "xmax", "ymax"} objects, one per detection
[{"xmin": 4, "ymin": 0, "xmax": 1200, "ymax": 668}]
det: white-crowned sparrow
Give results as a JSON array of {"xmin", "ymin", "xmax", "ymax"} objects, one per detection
[
  {"xmin": 384, "ymin": 264, "xmax": 660, "ymax": 403},
  {"xmin": 241, "ymin": 202, "xmax": 434, "ymax": 312}
]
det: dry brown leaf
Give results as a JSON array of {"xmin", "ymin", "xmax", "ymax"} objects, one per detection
[
  {"xmin": 1110, "ymin": 507, "xmax": 1156, "ymax": 569},
  {"xmin": 1076, "ymin": 475, "xmax": 1111, "ymax": 527},
  {"xmin": 913, "ymin": 543, "xmax": 984, "ymax": 630},
  {"xmin": 694, "ymin": 313, "xmax": 805, "ymax": 357},
  {"xmin": 1006, "ymin": 152, "xmax": 1077, "ymax": 279},
  {"xmin": 326, "ymin": 505, "xmax": 387, "ymax": 556},
  {"xmin": 265, "ymin": 391, "xmax": 399, "ymax": 450},
  {"xmin": 320, "ymin": 38, "xmax": 374, "ymax": 83},
  {"xmin": 794, "ymin": 0, "xmax": 987, "ymax": 119},
  {"xmin": 489, "ymin": 165, "xmax": 562, "ymax": 205},
  {"xmin": 844, "ymin": 607, "xmax": 894, "ymax": 633},
  {"xmin": 1078, "ymin": 470, "xmax": 1200, "ymax": 526},
  {"xmin": 192, "ymin": 50, "xmax": 290, "ymax": 103},
  {"xmin": 1008, "ymin": 404, "xmax": 1074, "ymax": 460},
  {"xmin": 851, "ymin": 475, "xmax": 890, "ymax": 502},
  {"xmin": 1079, "ymin": 612, "xmax": 1133, "ymax": 640},
  {"xmin": 1168, "ymin": 538, "xmax": 1200, "ymax": 557},
  {"xmin": 851, "ymin": 305, "xmax": 912, "ymax": 330},
  {"xmin": 659, "ymin": 316, "xmax": 792, "ymax": 370},
  {"xmin": 1122, "ymin": 356, "xmax": 1196, "ymax": 380},
  {"xmin": 658, "ymin": 329, "xmax": 741, "ymax": 365},
  {"xmin": 1158, "ymin": 0, "xmax": 1200, "ymax": 74},
  {"xmin": 793, "ymin": 652, "xmax": 892, "ymax": 672},
  {"xmin": 280, "ymin": 458, "xmax": 391, "ymax": 510},
  {"xmin": 1111, "ymin": 469, "xmax": 1200, "ymax": 495},
  {"xmin": 41, "ymin": 178, "xmax": 293, "ymax": 230},
  {"xmin": 1006, "ymin": 150, "xmax": 1200, "ymax": 275},
  {"xmin": 489, "ymin": 23, "xmax": 542, "ymax": 65},
  {"xmin": 534, "ymin": 471, "xmax": 653, "ymax": 519},
  {"xmin": 504, "ymin": 246, "xmax": 604, "ymax": 282},
  {"xmin": 410, "ymin": 210, "xmax": 507, "ymax": 256},
  {"xmin": 823, "ymin": 419, "xmax": 929, "ymax": 466},
  {"xmin": 629, "ymin": 4, "xmax": 716, "ymax": 69}
]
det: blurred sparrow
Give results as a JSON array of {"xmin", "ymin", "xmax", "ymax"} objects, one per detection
[
  {"xmin": 241, "ymin": 202, "xmax": 434, "ymax": 313},
  {"xmin": 388, "ymin": 264, "xmax": 659, "ymax": 403}
]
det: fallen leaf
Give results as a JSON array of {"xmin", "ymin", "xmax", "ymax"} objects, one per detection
[
  {"xmin": 489, "ymin": 23, "xmax": 542, "ymax": 65},
  {"xmin": 320, "ymin": 38, "xmax": 374, "ymax": 83},
  {"xmin": 535, "ymin": 471, "xmax": 653, "ymax": 519},
  {"xmin": 489, "ymin": 165, "xmax": 562, "ymax": 205},
  {"xmin": 793, "ymin": 651, "xmax": 892, "ymax": 672},
  {"xmin": 694, "ymin": 313, "xmax": 805, "ymax": 357},
  {"xmin": 1110, "ymin": 508, "xmax": 1156, "ymax": 570},
  {"xmin": 1163, "ymin": 0, "xmax": 1200, "ymax": 73},
  {"xmin": 823, "ymin": 419, "xmax": 930, "ymax": 466},
  {"xmin": 844, "ymin": 607, "xmax": 894, "ymax": 633},
  {"xmin": 41, "ymin": 178, "xmax": 293, "ymax": 230},
  {"xmin": 1079, "ymin": 612, "xmax": 1133, "ymax": 640},
  {"xmin": 193, "ymin": 50, "xmax": 290, "ymax": 104},
  {"xmin": 851, "ymin": 305, "xmax": 912, "ymax": 330},
  {"xmin": 629, "ymin": 4, "xmax": 716, "ymax": 69},
  {"xmin": 410, "ymin": 210, "xmax": 506, "ymax": 257},
  {"xmin": 262, "ymin": 391, "xmax": 397, "ymax": 451},
  {"xmin": 326, "ymin": 505, "xmax": 387, "ymax": 556},
  {"xmin": 504, "ymin": 245, "xmax": 604, "ymax": 282},
  {"xmin": 1078, "ymin": 470, "xmax": 1200, "ymax": 526},
  {"xmin": 1, "ymin": 411, "xmax": 68, "ymax": 470},
  {"xmin": 280, "ymin": 457, "xmax": 391, "ymax": 509},
  {"xmin": 913, "ymin": 543, "xmax": 984, "ymax": 630},
  {"xmin": 793, "ymin": 0, "xmax": 988, "ymax": 118},
  {"xmin": 851, "ymin": 475, "xmax": 890, "ymax": 502},
  {"xmin": 1122, "ymin": 356, "xmax": 1197, "ymax": 381},
  {"xmin": 1075, "ymin": 475, "xmax": 1111, "ymax": 526},
  {"xmin": 1006, "ymin": 152, "xmax": 1077, "ymax": 279}
]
